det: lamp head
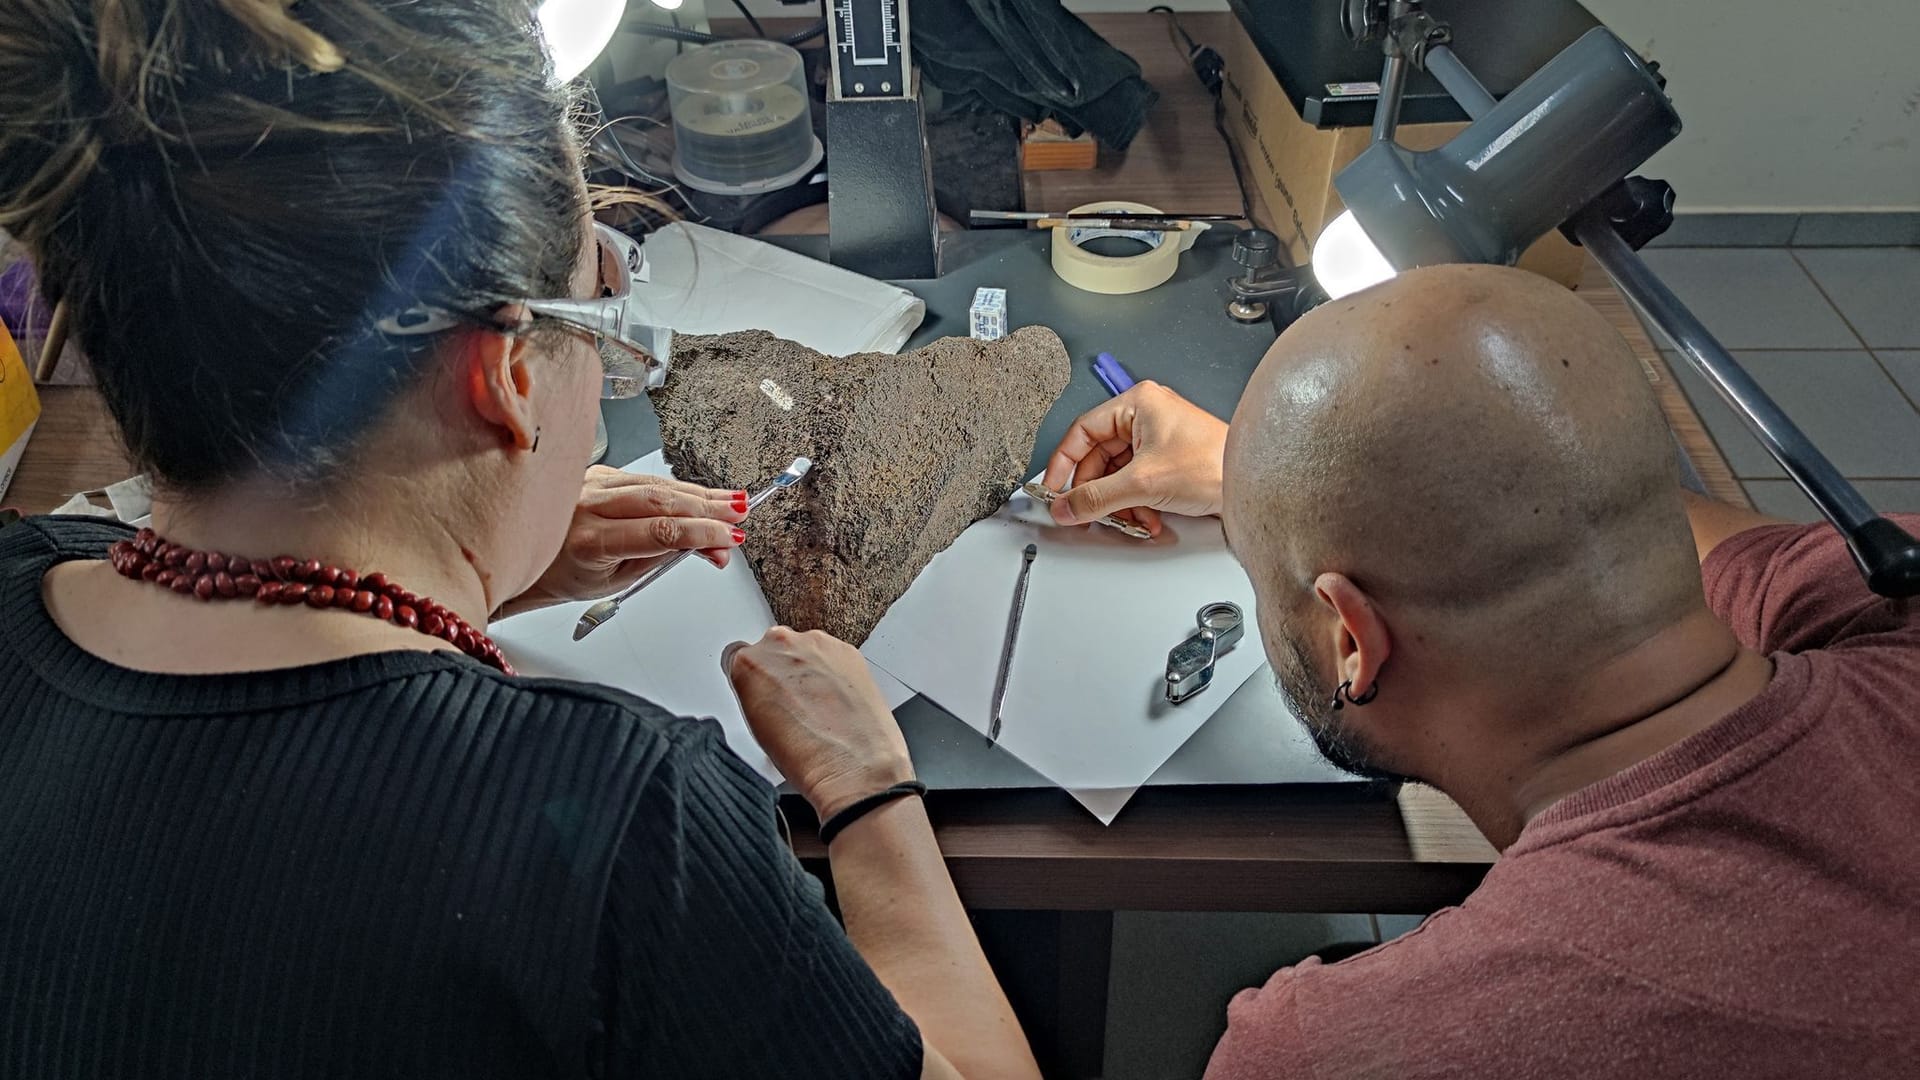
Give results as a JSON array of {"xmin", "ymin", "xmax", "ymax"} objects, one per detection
[
  {"xmin": 1311, "ymin": 210, "xmax": 1397, "ymax": 300},
  {"xmin": 1315, "ymin": 28, "xmax": 1680, "ymax": 299},
  {"xmin": 537, "ymin": 0, "xmax": 630, "ymax": 82}
]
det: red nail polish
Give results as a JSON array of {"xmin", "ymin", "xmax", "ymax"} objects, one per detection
[
  {"xmin": 731, "ymin": 492, "xmax": 749, "ymax": 512},
  {"xmin": 730, "ymin": 527, "xmax": 745, "ymax": 544}
]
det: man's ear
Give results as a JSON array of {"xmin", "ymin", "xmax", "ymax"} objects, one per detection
[
  {"xmin": 1313, "ymin": 572, "xmax": 1390, "ymax": 696},
  {"xmin": 461, "ymin": 304, "xmax": 538, "ymax": 451}
]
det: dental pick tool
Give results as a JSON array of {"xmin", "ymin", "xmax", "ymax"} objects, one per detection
[{"xmin": 987, "ymin": 543, "xmax": 1039, "ymax": 745}]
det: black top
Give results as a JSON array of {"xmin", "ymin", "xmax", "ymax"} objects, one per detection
[{"xmin": 0, "ymin": 517, "xmax": 921, "ymax": 1079}]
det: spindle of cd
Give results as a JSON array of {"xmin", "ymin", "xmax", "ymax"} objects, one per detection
[{"xmin": 668, "ymin": 41, "xmax": 822, "ymax": 195}]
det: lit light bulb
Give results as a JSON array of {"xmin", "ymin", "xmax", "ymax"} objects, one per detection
[
  {"xmin": 1311, "ymin": 210, "xmax": 1398, "ymax": 299},
  {"xmin": 537, "ymin": 0, "xmax": 630, "ymax": 82},
  {"xmin": 651, "ymin": 0, "xmax": 684, "ymax": 9}
]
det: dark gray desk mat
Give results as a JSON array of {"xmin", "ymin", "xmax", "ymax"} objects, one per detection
[{"xmin": 601, "ymin": 229, "xmax": 1345, "ymax": 790}]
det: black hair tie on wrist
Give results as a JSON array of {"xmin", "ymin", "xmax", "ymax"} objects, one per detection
[{"xmin": 817, "ymin": 781, "xmax": 928, "ymax": 847}]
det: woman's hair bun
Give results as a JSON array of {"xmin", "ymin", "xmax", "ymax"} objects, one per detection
[
  {"xmin": 214, "ymin": 0, "xmax": 345, "ymax": 73},
  {"xmin": 0, "ymin": 0, "xmax": 346, "ymax": 247},
  {"xmin": 2, "ymin": 0, "xmax": 584, "ymax": 493}
]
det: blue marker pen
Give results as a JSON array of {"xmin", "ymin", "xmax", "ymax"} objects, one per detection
[{"xmin": 1092, "ymin": 352, "xmax": 1137, "ymax": 397}]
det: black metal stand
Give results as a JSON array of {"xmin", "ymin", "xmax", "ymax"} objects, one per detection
[
  {"xmin": 826, "ymin": 90, "xmax": 940, "ymax": 279},
  {"xmin": 824, "ymin": 0, "xmax": 940, "ymax": 279}
]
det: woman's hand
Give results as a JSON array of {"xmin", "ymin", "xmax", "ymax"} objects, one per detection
[
  {"xmin": 1040, "ymin": 381, "xmax": 1229, "ymax": 537},
  {"xmin": 724, "ymin": 628, "xmax": 915, "ymax": 821},
  {"xmin": 508, "ymin": 467, "xmax": 748, "ymax": 613}
]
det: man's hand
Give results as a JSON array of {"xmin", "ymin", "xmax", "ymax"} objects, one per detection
[
  {"xmin": 509, "ymin": 467, "xmax": 747, "ymax": 613},
  {"xmin": 1040, "ymin": 382, "xmax": 1229, "ymax": 536},
  {"xmin": 725, "ymin": 628, "xmax": 915, "ymax": 820}
]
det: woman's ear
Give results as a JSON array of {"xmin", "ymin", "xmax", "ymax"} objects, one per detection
[{"xmin": 461, "ymin": 304, "xmax": 539, "ymax": 451}]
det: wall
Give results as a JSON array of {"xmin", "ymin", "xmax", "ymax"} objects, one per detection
[{"xmin": 1585, "ymin": 0, "xmax": 1918, "ymax": 212}]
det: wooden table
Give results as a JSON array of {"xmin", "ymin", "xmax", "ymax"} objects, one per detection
[
  {"xmin": 0, "ymin": 338, "xmax": 1690, "ymax": 919},
  {"xmin": 6, "ymin": 18, "xmax": 1750, "ymax": 1074},
  {"xmin": 7, "ymin": 10, "xmax": 1744, "ymax": 926},
  {"xmin": 785, "ymin": 782, "xmax": 1496, "ymax": 913},
  {"xmin": 5, "ymin": 385, "xmax": 128, "ymax": 515}
]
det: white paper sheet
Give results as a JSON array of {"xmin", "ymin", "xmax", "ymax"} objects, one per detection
[
  {"xmin": 630, "ymin": 223, "xmax": 925, "ymax": 357},
  {"xmin": 860, "ymin": 485, "xmax": 1266, "ymax": 822},
  {"xmin": 490, "ymin": 452, "xmax": 915, "ymax": 783}
]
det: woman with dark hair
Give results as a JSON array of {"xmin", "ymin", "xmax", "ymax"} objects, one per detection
[{"xmin": 0, "ymin": 2, "xmax": 1037, "ymax": 1077}]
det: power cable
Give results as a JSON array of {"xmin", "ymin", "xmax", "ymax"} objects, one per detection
[{"xmin": 1149, "ymin": 5, "xmax": 1255, "ymax": 224}]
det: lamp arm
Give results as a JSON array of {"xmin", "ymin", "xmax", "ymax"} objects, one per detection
[
  {"xmin": 1367, "ymin": 0, "xmax": 1443, "ymax": 144},
  {"xmin": 1423, "ymin": 44, "xmax": 1496, "ymax": 117},
  {"xmin": 1372, "ymin": 50, "xmax": 1410, "ymax": 143}
]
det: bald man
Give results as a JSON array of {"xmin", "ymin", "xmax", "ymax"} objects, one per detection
[{"xmin": 1042, "ymin": 265, "xmax": 1919, "ymax": 1076}]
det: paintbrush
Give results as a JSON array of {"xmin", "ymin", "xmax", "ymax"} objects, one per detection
[
  {"xmin": 971, "ymin": 209, "xmax": 1240, "ymax": 224},
  {"xmin": 1035, "ymin": 217, "xmax": 1208, "ymax": 232}
]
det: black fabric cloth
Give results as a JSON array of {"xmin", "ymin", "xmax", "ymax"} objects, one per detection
[
  {"xmin": 914, "ymin": 0, "xmax": 1159, "ymax": 151},
  {"xmin": 0, "ymin": 516, "xmax": 921, "ymax": 1079},
  {"xmin": 927, "ymin": 108, "xmax": 1022, "ymax": 224}
]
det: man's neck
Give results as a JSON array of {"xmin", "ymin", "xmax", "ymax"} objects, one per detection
[{"xmin": 1442, "ymin": 609, "xmax": 1772, "ymax": 850}]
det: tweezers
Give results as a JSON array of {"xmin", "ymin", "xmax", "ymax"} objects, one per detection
[{"xmin": 1021, "ymin": 482, "xmax": 1153, "ymax": 540}]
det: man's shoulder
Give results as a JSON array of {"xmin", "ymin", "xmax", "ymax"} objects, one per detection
[
  {"xmin": 1205, "ymin": 907, "xmax": 1545, "ymax": 1079},
  {"xmin": 1704, "ymin": 514, "xmax": 1920, "ymax": 657},
  {"xmin": 1274, "ymin": 905, "xmax": 1495, "ymax": 996}
]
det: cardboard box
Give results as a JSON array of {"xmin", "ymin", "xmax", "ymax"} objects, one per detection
[
  {"xmin": 0, "ymin": 319, "xmax": 41, "ymax": 504},
  {"xmin": 1219, "ymin": 18, "xmax": 1585, "ymax": 288}
]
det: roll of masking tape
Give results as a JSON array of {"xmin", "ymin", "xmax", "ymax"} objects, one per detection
[{"xmin": 1049, "ymin": 200, "xmax": 1203, "ymax": 294}]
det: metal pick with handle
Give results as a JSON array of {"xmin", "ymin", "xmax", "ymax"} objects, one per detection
[
  {"xmin": 572, "ymin": 456, "xmax": 812, "ymax": 640},
  {"xmin": 987, "ymin": 543, "xmax": 1039, "ymax": 746}
]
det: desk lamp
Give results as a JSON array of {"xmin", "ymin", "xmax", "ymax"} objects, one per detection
[{"xmin": 1309, "ymin": 0, "xmax": 1920, "ymax": 598}]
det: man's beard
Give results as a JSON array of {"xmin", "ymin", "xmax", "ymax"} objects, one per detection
[{"xmin": 1273, "ymin": 633, "xmax": 1409, "ymax": 783}]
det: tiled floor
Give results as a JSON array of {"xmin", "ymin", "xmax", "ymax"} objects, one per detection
[{"xmin": 1636, "ymin": 246, "xmax": 1920, "ymax": 520}]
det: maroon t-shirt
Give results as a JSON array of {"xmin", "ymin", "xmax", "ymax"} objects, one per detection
[{"xmin": 1206, "ymin": 518, "xmax": 1920, "ymax": 1079}]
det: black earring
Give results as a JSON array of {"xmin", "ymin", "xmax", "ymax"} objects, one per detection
[
  {"xmin": 1330, "ymin": 678, "xmax": 1379, "ymax": 710},
  {"xmin": 531, "ymin": 426, "xmax": 541, "ymax": 454}
]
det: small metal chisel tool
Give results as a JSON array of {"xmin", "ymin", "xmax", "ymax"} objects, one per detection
[{"xmin": 987, "ymin": 543, "xmax": 1038, "ymax": 746}]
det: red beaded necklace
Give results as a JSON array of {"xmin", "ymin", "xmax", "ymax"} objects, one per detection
[{"xmin": 107, "ymin": 527, "xmax": 514, "ymax": 674}]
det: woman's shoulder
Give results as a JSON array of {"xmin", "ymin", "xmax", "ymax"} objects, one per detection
[
  {"xmin": 0, "ymin": 515, "xmax": 133, "ymax": 563},
  {"xmin": 3, "ymin": 515, "xmax": 744, "ymax": 781},
  {"xmin": 416, "ymin": 632, "xmax": 761, "ymax": 798},
  {"xmin": 491, "ymin": 669, "xmax": 733, "ymax": 758}
]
